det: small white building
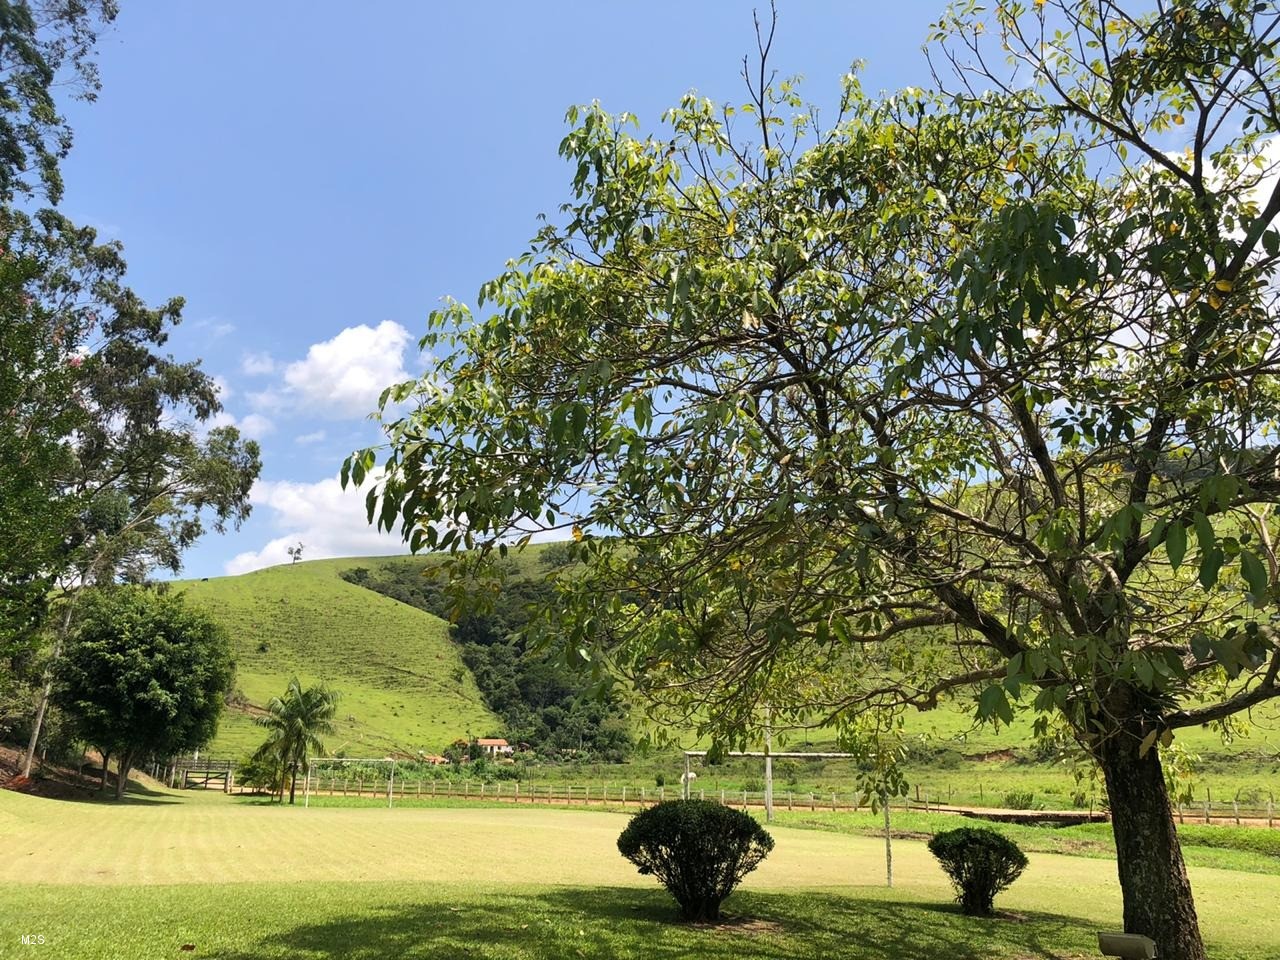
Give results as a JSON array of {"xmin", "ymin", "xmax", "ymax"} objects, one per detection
[{"xmin": 476, "ymin": 738, "xmax": 513, "ymax": 758}]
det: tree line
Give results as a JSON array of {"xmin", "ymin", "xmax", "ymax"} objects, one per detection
[
  {"xmin": 0, "ymin": 1, "xmax": 259, "ymax": 789},
  {"xmin": 341, "ymin": 557, "xmax": 633, "ymax": 760}
]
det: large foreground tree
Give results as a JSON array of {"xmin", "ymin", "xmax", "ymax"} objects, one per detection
[{"xmin": 350, "ymin": 4, "xmax": 1280, "ymax": 957}]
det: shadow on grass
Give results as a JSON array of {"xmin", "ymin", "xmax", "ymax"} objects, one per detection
[
  {"xmin": 217, "ymin": 887, "xmax": 1098, "ymax": 959},
  {"xmin": 17, "ymin": 777, "xmax": 183, "ymax": 806}
]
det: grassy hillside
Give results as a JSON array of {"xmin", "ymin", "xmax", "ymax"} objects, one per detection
[
  {"xmin": 177, "ymin": 558, "xmax": 499, "ymax": 759},
  {"xmin": 176, "ymin": 547, "xmax": 1278, "ymax": 806}
]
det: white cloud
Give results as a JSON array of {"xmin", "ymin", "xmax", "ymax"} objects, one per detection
[
  {"xmin": 242, "ymin": 351, "xmax": 277, "ymax": 376},
  {"xmin": 224, "ymin": 471, "xmax": 408, "ymax": 574},
  {"xmin": 278, "ymin": 321, "xmax": 413, "ymax": 419},
  {"xmin": 203, "ymin": 409, "xmax": 274, "ymax": 440},
  {"xmin": 212, "ymin": 375, "xmax": 233, "ymax": 401},
  {"xmin": 295, "ymin": 430, "xmax": 327, "ymax": 445},
  {"xmin": 193, "ymin": 318, "xmax": 236, "ymax": 339},
  {"xmin": 239, "ymin": 413, "xmax": 275, "ymax": 439}
]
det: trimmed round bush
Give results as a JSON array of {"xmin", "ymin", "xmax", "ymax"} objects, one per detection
[
  {"xmin": 616, "ymin": 799, "xmax": 774, "ymax": 921},
  {"xmin": 928, "ymin": 827, "xmax": 1028, "ymax": 916}
]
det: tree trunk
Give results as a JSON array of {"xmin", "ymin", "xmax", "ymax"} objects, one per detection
[
  {"xmin": 21, "ymin": 599, "xmax": 76, "ymax": 778},
  {"xmin": 289, "ymin": 766, "xmax": 297, "ymax": 805},
  {"xmin": 98, "ymin": 750, "xmax": 111, "ymax": 792},
  {"xmin": 1097, "ymin": 729, "xmax": 1206, "ymax": 960},
  {"xmin": 115, "ymin": 753, "xmax": 132, "ymax": 800}
]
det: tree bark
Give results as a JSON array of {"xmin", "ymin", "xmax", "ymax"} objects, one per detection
[
  {"xmin": 21, "ymin": 599, "xmax": 76, "ymax": 778},
  {"xmin": 115, "ymin": 753, "xmax": 133, "ymax": 801},
  {"xmin": 289, "ymin": 766, "xmax": 298, "ymax": 805},
  {"xmin": 1097, "ymin": 728, "xmax": 1206, "ymax": 960},
  {"xmin": 98, "ymin": 750, "xmax": 110, "ymax": 792}
]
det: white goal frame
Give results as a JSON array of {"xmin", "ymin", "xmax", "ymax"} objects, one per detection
[
  {"xmin": 683, "ymin": 746, "xmax": 897, "ymax": 888},
  {"xmin": 303, "ymin": 757, "xmax": 398, "ymax": 809}
]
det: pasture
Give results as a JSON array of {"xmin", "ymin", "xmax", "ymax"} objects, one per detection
[
  {"xmin": 176, "ymin": 559, "xmax": 498, "ymax": 756},
  {"xmin": 1, "ymin": 787, "xmax": 1277, "ymax": 959}
]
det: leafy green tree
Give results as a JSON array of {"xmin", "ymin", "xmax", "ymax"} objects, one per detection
[
  {"xmin": 252, "ymin": 678, "xmax": 340, "ymax": 804},
  {"xmin": 0, "ymin": 0, "xmax": 121, "ymax": 652},
  {"xmin": 0, "ymin": 3, "xmax": 261, "ymax": 775},
  {"xmin": 350, "ymin": 5, "xmax": 1280, "ymax": 956},
  {"xmin": 0, "ymin": 245, "xmax": 80, "ymax": 656},
  {"xmin": 55, "ymin": 586, "xmax": 233, "ymax": 799}
]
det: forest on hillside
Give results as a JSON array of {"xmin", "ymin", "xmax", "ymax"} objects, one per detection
[{"xmin": 341, "ymin": 556, "xmax": 632, "ymax": 760}]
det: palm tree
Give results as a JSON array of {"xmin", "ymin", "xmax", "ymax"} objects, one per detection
[{"xmin": 253, "ymin": 677, "xmax": 339, "ymax": 804}]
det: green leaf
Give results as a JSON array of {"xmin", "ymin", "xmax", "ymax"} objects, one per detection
[
  {"xmin": 1194, "ymin": 512, "xmax": 1215, "ymax": 555},
  {"xmin": 1199, "ymin": 547, "xmax": 1224, "ymax": 590},
  {"xmin": 1138, "ymin": 728, "xmax": 1158, "ymax": 758},
  {"xmin": 1165, "ymin": 523, "xmax": 1187, "ymax": 568},
  {"xmin": 978, "ymin": 685, "xmax": 1014, "ymax": 725},
  {"xmin": 1240, "ymin": 549, "xmax": 1268, "ymax": 598}
]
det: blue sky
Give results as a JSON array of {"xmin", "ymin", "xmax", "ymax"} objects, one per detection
[{"xmin": 59, "ymin": 1, "xmax": 950, "ymax": 578}]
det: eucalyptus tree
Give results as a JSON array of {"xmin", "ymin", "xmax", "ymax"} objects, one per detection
[
  {"xmin": 349, "ymin": 4, "xmax": 1280, "ymax": 957},
  {"xmin": 0, "ymin": 1, "xmax": 261, "ymax": 773}
]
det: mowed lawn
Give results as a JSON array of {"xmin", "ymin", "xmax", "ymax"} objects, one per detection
[{"xmin": 1, "ymin": 789, "xmax": 1276, "ymax": 959}]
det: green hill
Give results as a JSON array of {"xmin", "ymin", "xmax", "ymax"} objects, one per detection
[{"xmin": 177, "ymin": 558, "xmax": 499, "ymax": 759}]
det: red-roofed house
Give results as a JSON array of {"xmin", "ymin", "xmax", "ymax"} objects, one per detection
[{"xmin": 476, "ymin": 738, "xmax": 513, "ymax": 758}]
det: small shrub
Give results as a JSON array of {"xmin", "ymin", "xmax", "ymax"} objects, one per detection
[
  {"xmin": 654, "ymin": 772, "xmax": 665, "ymax": 787},
  {"xmin": 617, "ymin": 799, "xmax": 774, "ymax": 921},
  {"xmin": 928, "ymin": 827, "xmax": 1028, "ymax": 916},
  {"xmin": 1002, "ymin": 790, "xmax": 1036, "ymax": 810}
]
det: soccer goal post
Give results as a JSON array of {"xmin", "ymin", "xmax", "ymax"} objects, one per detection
[
  {"xmin": 304, "ymin": 758, "xmax": 398, "ymax": 809},
  {"xmin": 680, "ymin": 749, "xmax": 857, "ymax": 821}
]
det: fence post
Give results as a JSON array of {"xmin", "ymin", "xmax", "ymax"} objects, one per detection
[
  {"xmin": 699, "ymin": 789, "xmax": 705, "ymax": 801},
  {"xmin": 831, "ymin": 792, "xmax": 836, "ymax": 811},
  {"xmin": 515, "ymin": 782, "xmax": 520, "ymax": 803},
  {"xmin": 1178, "ymin": 802, "xmax": 1184, "ymax": 825},
  {"xmin": 660, "ymin": 786, "xmax": 665, "ymax": 802},
  {"xmin": 810, "ymin": 793, "xmax": 816, "ymax": 812},
  {"xmin": 1268, "ymin": 796, "xmax": 1274, "ymax": 829},
  {"xmin": 641, "ymin": 786, "xmax": 646, "ymax": 804},
  {"xmin": 358, "ymin": 778, "xmax": 363, "ymax": 797},
  {"xmin": 621, "ymin": 785, "xmax": 626, "ymax": 805},
  {"xmin": 1204, "ymin": 798, "xmax": 1211, "ymax": 824},
  {"xmin": 720, "ymin": 789, "xmax": 725, "ymax": 805},
  {"xmin": 1234, "ymin": 800, "xmax": 1240, "ymax": 825},
  {"xmin": 742, "ymin": 790, "xmax": 748, "ymax": 810},
  {"xmin": 788, "ymin": 791, "xmax": 793, "ymax": 811}
]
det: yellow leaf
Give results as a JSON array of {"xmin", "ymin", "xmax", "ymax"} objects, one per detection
[
  {"xmin": 1160, "ymin": 728, "xmax": 1173, "ymax": 749},
  {"xmin": 1209, "ymin": 293, "xmax": 1223, "ymax": 310},
  {"xmin": 1214, "ymin": 279, "xmax": 1233, "ymax": 292},
  {"xmin": 1138, "ymin": 728, "xmax": 1158, "ymax": 758},
  {"xmin": 726, "ymin": 214, "xmax": 736, "ymax": 237},
  {"xmin": 571, "ymin": 525, "xmax": 584, "ymax": 542},
  {"xmin": 1172, "ymin": 114, "xmax": 1185, "ymax": 126}
]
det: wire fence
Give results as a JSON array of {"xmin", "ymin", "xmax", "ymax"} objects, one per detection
[{"xmin": 245, "ymin": 776, "xmax": 1280, "ymax": 828}]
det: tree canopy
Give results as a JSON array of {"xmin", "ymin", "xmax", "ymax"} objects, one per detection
[
  {"xmin": 55, "ymin": 585, "xmax": 233, "ymax": 798},
  {"xmin": 0, "ymin": 0, "xmax": 260, "ymax": 775},
  {"xmin": 350, "ymin": 4, "xmax": 1280, "ymax": 956}
]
